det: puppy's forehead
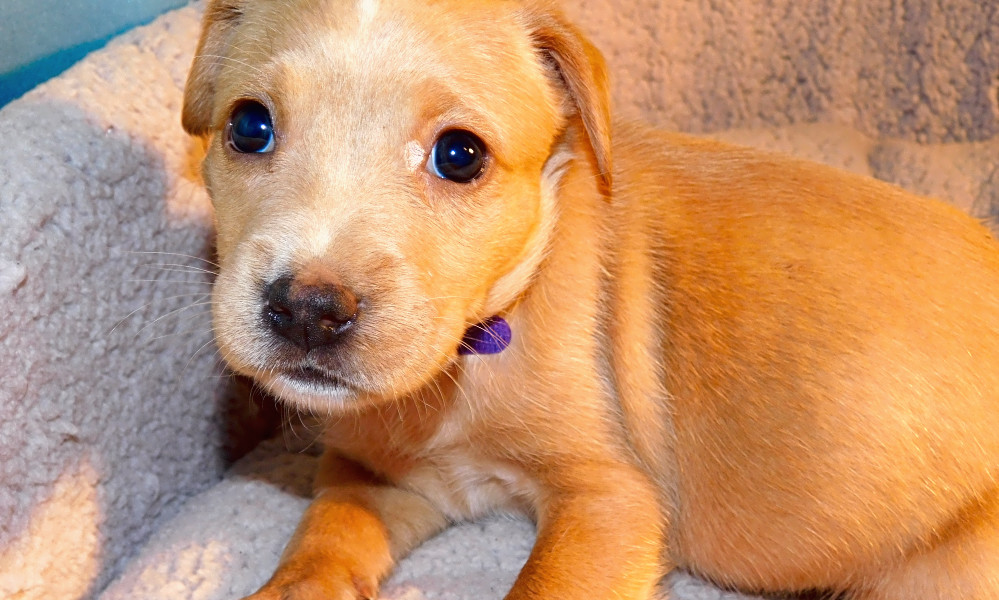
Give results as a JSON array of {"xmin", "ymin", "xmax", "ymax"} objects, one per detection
[
  {"xmin": 261, "ymin": 0, "xmax": 529, "ymax": 63},
  {"xmin": 238, "ymin": 0, "xmax": 561, "ymax": 164}
]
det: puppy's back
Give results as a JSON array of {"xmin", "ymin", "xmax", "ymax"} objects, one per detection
[{"xmin": 606, "ymin": 124, "xmax": 999, "ymax": 590}]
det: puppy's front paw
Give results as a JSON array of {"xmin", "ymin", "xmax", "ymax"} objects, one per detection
[{"xmin": 241, "ymin": 570, "xmax": 379, "ymax": 600}]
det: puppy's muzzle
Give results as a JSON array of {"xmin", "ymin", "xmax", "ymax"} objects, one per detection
[{"xmin": 264, "ymin": 275, "xmax": 360, "ymax": 351}]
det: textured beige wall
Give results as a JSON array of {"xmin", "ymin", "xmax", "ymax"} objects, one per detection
[{"xmin": 565, "ymin": 0, "xmax": 999, "ymax": 143}]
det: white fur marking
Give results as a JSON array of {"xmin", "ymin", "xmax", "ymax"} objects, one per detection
[
  {"xmin": 405, "ymin": 140, "xmax": 425, "ymax": 173},
  {"xmin": 357, "ymin": 0, "xmax": 379, "ymax": 28}
]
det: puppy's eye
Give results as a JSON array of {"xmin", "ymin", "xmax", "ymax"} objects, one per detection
[
  {"xmin": 228, "ymin": 101, "xmax": 275, "ymax": 154},
  {"xmin": 430, "ymin": 130, "xmax": 486, "ymax": 183}
]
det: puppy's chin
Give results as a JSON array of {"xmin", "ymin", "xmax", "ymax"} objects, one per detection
[{"xmin": 255, "ymin": 367, "xmax": 360, "ymax": 413}]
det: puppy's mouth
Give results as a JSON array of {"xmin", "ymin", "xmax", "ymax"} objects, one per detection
[
  {"xmin": 286, "ymin": 365, "xmax": 352, "ymax": 389},
  {"xmin": 260, "ymin": 363, "xmax": 361, "ymax": 406}
]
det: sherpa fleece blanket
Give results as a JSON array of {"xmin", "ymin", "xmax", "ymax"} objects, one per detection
[{"xmin": 1, "ymin": 1, "xmax": 998, "ymax": 599}]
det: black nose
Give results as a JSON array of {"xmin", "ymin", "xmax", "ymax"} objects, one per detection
[{"xmin": 264, "ymin": 276, "xmax": 359, "ymax": 351}]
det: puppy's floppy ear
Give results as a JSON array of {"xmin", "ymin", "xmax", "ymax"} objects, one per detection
[
  {"xmin": 520, "ymin": 2, "xmax": 613, "ymax": 188},
  {"xmin": 182, "ymin": 0, "xmax": 246, "ymax": 136}
]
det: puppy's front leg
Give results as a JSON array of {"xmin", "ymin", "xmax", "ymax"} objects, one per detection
[
  {"xmin": 243, "ymin": 452, "xmax": 447, "ymax": 600},
  {"xmin": 507, "ymin": 464, "xmax": 667, "ymax": 600}
]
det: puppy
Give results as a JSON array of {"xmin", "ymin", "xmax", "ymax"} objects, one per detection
[{"xmin": 181, "ymin": 1, "xmax": 999, "ymax": 598}]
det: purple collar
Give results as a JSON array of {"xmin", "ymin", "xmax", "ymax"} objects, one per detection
[{"xmin": 459, "ymin": 316, "xmax": 512, "ymax": 355}]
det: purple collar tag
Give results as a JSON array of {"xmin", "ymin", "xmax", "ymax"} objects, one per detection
[{"xmin": 459, "ymin": 316, "xmax": 512, "ymax": 355}]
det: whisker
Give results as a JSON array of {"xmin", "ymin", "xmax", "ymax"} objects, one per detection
[
  {"xmin": 109, "ymin": 303, "xmax": 153, "ymax": 336},
  {"xmin": 127, "ymin": 278, "xmax": 215, "ymax": 286},
  {"xmin": 142, "ymin": 263, "xmax": 218, "ymax": 276},
  {"xmin": 128, "ymin": 250, "xmax": 220, "ymax": 270},
  {"xmin": 193, "ymin": 53, "xmax": 266, "ymax": 77},
  {"xmin": 185, "ymin": 338, "xmax": 221, "ymax": 373},
  {"xmin": 142, "ymin": 320, "xmax": 214, "ymax": 344},
  {"xmin": 136, "ymin": 301, "xmax": 214, "ymax": 339}
]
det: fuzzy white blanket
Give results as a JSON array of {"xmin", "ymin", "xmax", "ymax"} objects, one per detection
[
  {"xmin": 1, "ymin": 1, "xmax": 998, "ymax": 599},
  {"xmin": 98, "ymin": 440, "xmax": 759, "ymax": 600}
]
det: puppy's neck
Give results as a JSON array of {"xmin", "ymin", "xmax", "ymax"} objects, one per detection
[
  {"xmin": 463, "ymin": 119, "xmax": 611, "ymax": 376},
  {"xmin": 479, "ymin": 121, "xmax": 605, "ymax": 321}
]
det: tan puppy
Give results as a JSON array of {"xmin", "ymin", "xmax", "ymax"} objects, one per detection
[{"xmin": 181, "ymin": 0, "xmax": 999, "ymax": 598}]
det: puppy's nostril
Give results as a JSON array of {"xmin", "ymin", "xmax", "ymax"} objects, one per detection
[
  {"xmin": 265, "ymin": 276, "xmax": 295, "ymax": 324},
  {"xmin": 264, "ymin": 276, "xmax": 360, "ymax": 351},
  {"xmin": 319, "ymin": 314, "xmax": 351, "ymax": 334}
]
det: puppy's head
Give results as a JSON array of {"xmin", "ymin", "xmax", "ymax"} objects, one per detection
[{"xmin": 183, "ymin": 0, "xmax": 610, "ymax": 411}]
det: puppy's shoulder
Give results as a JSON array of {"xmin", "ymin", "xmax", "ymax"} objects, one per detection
[
  {"xmin": 610, "ymin": 120, "xmax": 840, "ymax": 194},
  {"xmin": 608, "ymin": 120, "xmax": 986, "ymax": 236}
]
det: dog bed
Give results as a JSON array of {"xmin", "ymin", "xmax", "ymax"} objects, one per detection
[{"xmin": 1, "ymin": 1, "xmax": 997, "ymax": 598}]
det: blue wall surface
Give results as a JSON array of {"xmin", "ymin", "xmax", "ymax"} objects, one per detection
[{"xmin": 0, "ymin": 0, "xmax": 187, "ymax": 107}]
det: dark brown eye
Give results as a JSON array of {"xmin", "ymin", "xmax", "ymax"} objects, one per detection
[
  {"xmin": 228, "ymin": 101, "xmax": 275, "ymax": 153},
  {"xmin": 430, "ymin": 129, "xmax": 486, "ymax": 183}
]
